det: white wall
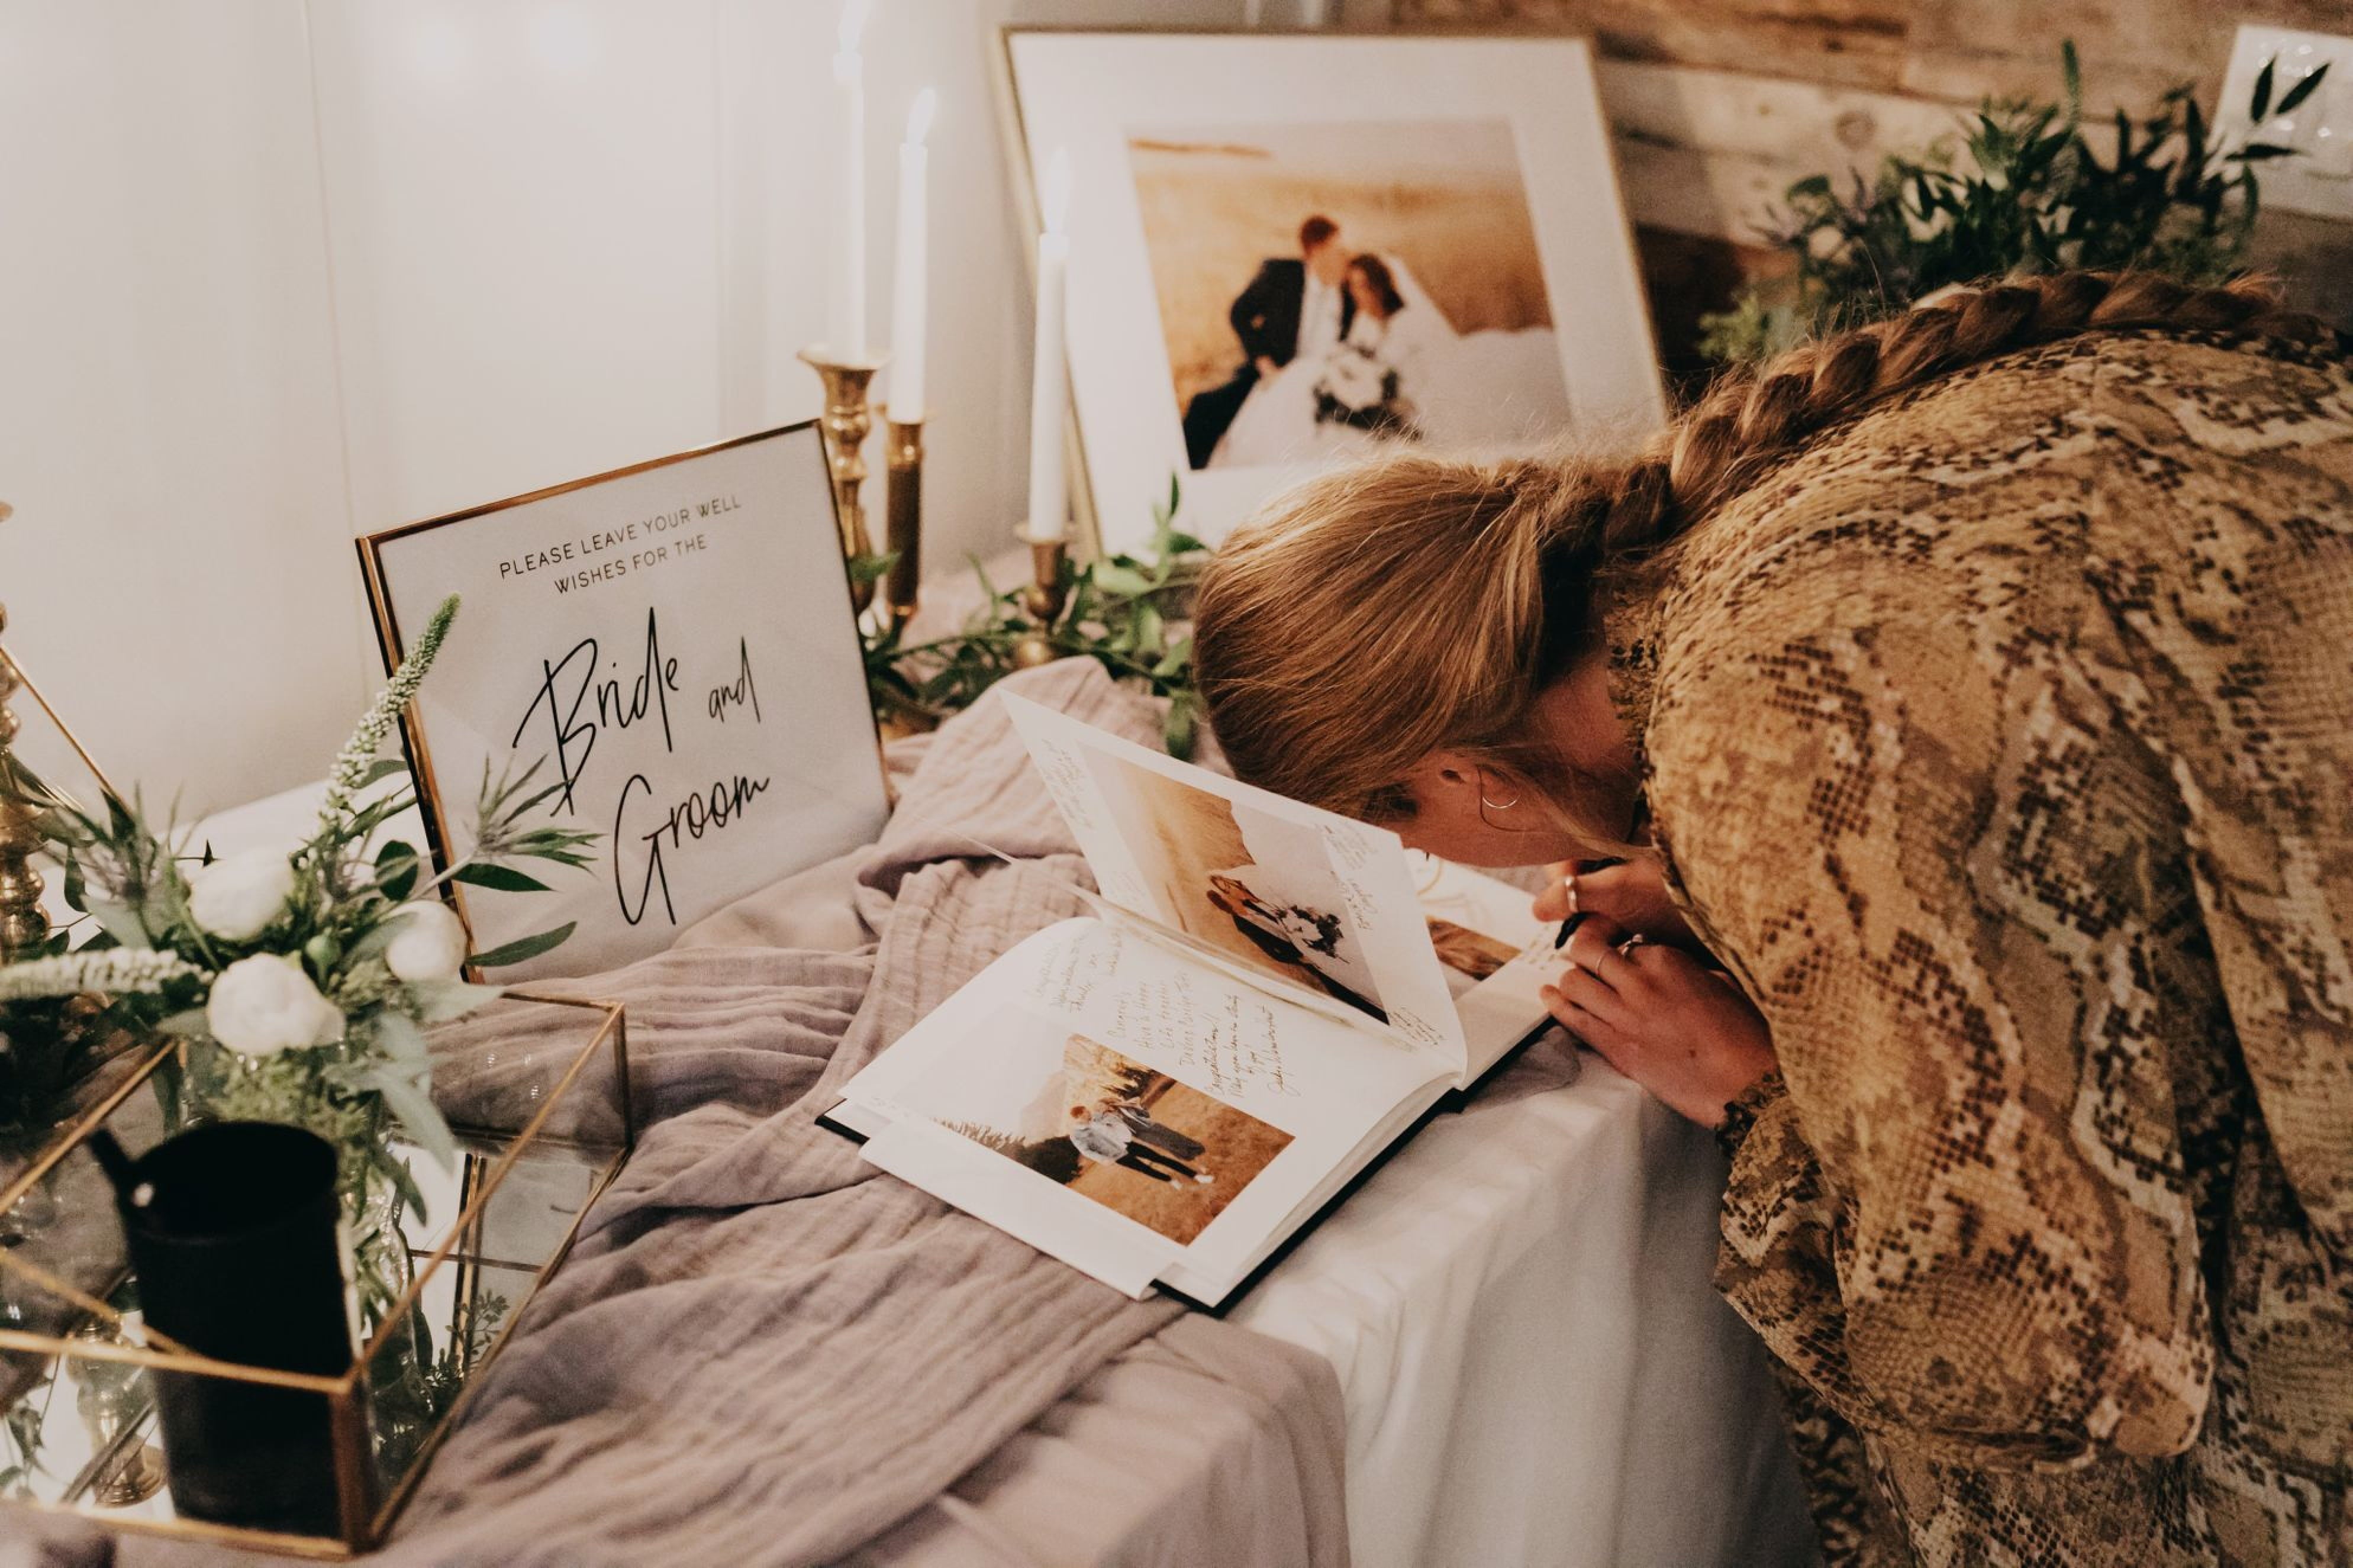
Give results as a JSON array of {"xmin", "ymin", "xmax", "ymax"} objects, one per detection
[
  {"xmin": 0, "ymin": 4, "xmax": 366, "ymax": 814},
  {"xmin": 0, "ymin": 0, "xmax": 1249, "ymax": 814}
]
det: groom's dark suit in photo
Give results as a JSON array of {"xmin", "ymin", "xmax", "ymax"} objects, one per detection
[{"xmin": 1181, "ymin": 244, "xmax": 1356, "ymax": 469}]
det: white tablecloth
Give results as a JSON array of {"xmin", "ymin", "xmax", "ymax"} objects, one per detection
[
  {"xmin": 195, "ymin": 781, "xmax": 1813, "ymax": 1566},
  {"xmin": 1236, "ymin": 1041, "xmax": 1812, "ymax": 1566}
]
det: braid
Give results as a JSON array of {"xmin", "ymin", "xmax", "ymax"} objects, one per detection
[
  {"xmin": 1187, "ymin": 268, "xmax": 2336, "ymax": 835},
  {"xmin": 1600, "ymin": 269, "xmax": 2328, "ymax": 559}
]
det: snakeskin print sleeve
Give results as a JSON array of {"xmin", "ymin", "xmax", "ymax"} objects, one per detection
[
  {"xmin": 1658, "ymin": 659, "xmax": 2215, "ymax": 1472},
  {"xmin": 1624, "ymin": 331, "xmax": 2353, "ymax": 1564}
]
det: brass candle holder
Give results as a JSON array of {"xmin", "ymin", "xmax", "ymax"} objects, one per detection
[
  {"xmin": 798, "ymin": 349, "xmax": 888, "ymax": 614},
  {"xmin": 882, "ymin": 417, "xmax": 924, "ymax": 630},
  {"xmin": 1011, "ymin": 531, "xmax": 1071, "ymax": 669}
]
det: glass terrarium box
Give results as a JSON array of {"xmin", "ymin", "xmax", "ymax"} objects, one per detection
[{"xmin": 0, "ymin": 992, "xmax": 631, "ymax": 1558}]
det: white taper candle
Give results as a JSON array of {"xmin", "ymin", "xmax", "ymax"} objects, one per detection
[
  {"xmin": 1025, "ymin": 149, "xmax": 1074, "ymax": 543},
  {"xmin": 887, "ymin": 89, "xmax": 936, "ymax": 421},
  {"xmin": 830, "ymin": 0, "xmax": 870, "ymax": 360}
]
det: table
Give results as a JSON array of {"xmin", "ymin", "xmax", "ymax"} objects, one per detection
[
  {"xmin": 1236, "ymin": 1039, "xmax": 1812, "ymax": 1567},
  {"xmin": 177, "ymin": 779, "xmax": 1814, "ymax": 1566}
]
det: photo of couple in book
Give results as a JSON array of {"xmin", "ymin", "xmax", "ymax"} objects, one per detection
[
  {"xmin": 1085, "ymin": 743, "xmax": 1397, "ymax": 1026},
  {"xmin": 942, "ymin": 1034, "xmax": 1292, "ymax": 1247}
]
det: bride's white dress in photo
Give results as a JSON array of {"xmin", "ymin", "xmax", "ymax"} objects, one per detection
[{"xmin": 1207, "ymin": 254, "xmax": 1572, "ymax": 470}]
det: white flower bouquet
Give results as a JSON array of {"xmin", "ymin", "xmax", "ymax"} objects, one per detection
[
  {"xmin": 1313, "ymin": 344, "xmax": 1410, "ymax": 437},
  {"xmin": 0, "ymin": 596, "xmax": 593, "ymax": 1231}
]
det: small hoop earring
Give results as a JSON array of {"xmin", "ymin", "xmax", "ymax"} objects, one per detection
[{"xmin": 1472, "ymin": 767, "xmax": 1533, "ymax": 830}]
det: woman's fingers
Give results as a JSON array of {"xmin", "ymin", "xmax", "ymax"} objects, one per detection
[
  {"xmin": 1639, "ymin": 943, "xmax": 1711, "ymax": 985},
  {"xmin": 1561, "ymin": 914, "xmax": 1630, "ymax": 983},
  {"xmin": 1560, "ymin": 917, "xmax": 1694, "ymax": 1014},
  {"xmin": 1530, "ymin": 857, "xmax": 1631, "ymax": 923},
  {"xmin": 1541, "ymin": 984, "xmax": 1647, "ymax": 1083},
  {"xmin": 1541, "ymin": 981, "xmax": 1619, "ymax": 1046},
  {"xmin": 1559, "ymin": 960, "xmax": 1635, "ymax": 1026},
  {"xmin": 1530, "ymin": 860, "xmax": 1580, "ymax": 923},
  {"xmin": 1574, "ymin": 860, "xmax": 1696, "ymax": 946}
]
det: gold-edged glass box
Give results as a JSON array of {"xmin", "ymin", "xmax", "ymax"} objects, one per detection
[{"xmin": 0, "ymin": 992, "xmax": 630, "ymax": 1559}]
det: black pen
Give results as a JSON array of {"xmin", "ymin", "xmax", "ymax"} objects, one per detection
[{"xmin": 1553, "ymin": 910, "xmax": 1592, "ymax": 950}]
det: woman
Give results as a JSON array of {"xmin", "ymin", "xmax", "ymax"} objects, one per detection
[
  {"xmin": 1214, "ymin": 251, "xmax": 1445, "ymax": 467},
  {"xmin": 1190, "ymin": 272, "xmax": 2353, "ymax": 1565},
  {"xmin": 1312, "ymin": 253, "xmax": 1441, "ymax": 441}
]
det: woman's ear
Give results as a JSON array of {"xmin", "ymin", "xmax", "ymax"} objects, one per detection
[
  {"xmin": 1416, "ymin": 751, "xmax": 1481, "ymax": 795},
  {"xmin": 1410, "ymin": 751, "xmax": 1512, "ymax": 818}
]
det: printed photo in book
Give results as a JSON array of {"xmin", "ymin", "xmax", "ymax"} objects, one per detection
[
  {"xmin": 1079, "ymin": 741, "xmax": 1389, "ymax": 1024},
  {"xmin": 824, "ymin": 695, "xmax": 1575, "ymax": 1309},
  {"xmin": 901, "ymin": 1030, "xmax": 1292, "ymax": 1246}
]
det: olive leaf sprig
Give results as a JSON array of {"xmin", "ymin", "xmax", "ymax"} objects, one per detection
[
  {"xmin": 859, "ymin": 476, "xmax": 1210, "ymax": 757},
  {"xmin": 1700, "ymin": 43, "xmax": 2332, "ymax": 364}
]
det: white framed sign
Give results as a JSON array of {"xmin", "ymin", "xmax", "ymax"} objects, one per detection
[
  {"xmin": 357, "ymin": 422, "xmax": 889, "ymax": 979},
  {"xmin": 999, "ymin": 28, "xmax": 1668, "ymax": 553}
]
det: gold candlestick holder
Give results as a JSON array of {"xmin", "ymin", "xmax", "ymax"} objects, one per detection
[
  {"xmin": 882, "ymin": 417, "xmax": 924, "ymax": 630},
  {"xmin": 1011, "ymin": 531, "xmax": 1071, "ymax": 669},
  {"xmin": 798, "ymin": 348, "xmax": 888, "ymax": 613}
]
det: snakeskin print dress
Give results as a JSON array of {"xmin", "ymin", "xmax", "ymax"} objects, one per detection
[{"xmin": 1608, "ymin": 328, "xmax": 2353, "ymax": 1564}]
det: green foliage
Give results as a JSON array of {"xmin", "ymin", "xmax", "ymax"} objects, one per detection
[
  {"xmin": 0, "ymin": 1400, "xmax": 41, "ymax": 1498},
  {"xmin": 860, "ymin": 475, "xmax": 1210, "ymax": 757},
  {"xmin": 0, "ymin": 601, "xmax": 596, "ymax": 1167},
  {"xmin": 0, "ymin": 605, "xmax": 607, "ymax": 1476},
  {"xmin": 467, "ymin": 922, "xmax": 578, "ymax": 971},
  {"xmin": 1699, "ymin": 44, "xmax": 2331, "ymax": 364},
  {"xmin": 368, "ymin": 1290, "xmax": 510, "ymax": 1481}
]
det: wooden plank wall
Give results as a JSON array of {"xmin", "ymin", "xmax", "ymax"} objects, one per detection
[
  {"xmin": 1395, "ymin": 0, "xmax": 2353, "ymax": 106},
  {"xmin": 1383, "ymin": 0, "xmax": 2353, "ymax": 379}
]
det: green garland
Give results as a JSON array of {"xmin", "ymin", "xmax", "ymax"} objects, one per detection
[
  {"xmin": 859, "ymin": 478, "xmax": 1210, "ymax": 756},
  {"xmin": 1701, "ymin": 43, "xmax": 2331, "ymax": 364}
]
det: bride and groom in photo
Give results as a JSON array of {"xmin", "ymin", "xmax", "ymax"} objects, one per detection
[
  {"xmin": 1181, "ymin": 215, "xmax": 1448, "ymax": 471},
  {"xmin": 1204, "ymin": 867, "xmax": 1388, "ymax": 1024}
]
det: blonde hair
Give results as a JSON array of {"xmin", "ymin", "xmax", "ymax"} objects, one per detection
[{"xmin": 1193, "ymin": 271, "xmax": 2332, "ymax": 829}]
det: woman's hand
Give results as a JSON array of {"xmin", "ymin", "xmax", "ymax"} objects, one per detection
[
  {"xmin": 1540, "ymin": 914, "xmax": 1775, "ymax": 1128},
  {"xmin": 1531, "ymin": 859, "xmax": 1694, "ymax": 946}
]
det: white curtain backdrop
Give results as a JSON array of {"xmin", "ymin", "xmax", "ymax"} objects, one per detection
[{"xmin": 0, "ymin": 0, "xmax": 1261, "ymax": 811}]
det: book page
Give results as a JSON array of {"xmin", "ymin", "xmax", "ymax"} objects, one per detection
[
  {"xmin": 839, "ymin": 918, "xmax": 1449, "ymax": 1299},
  {"xmin": 1413, "ymin": 854, "xmax": 1572, "ymax": 1084},
  {"xmin": 1003, "ymin": 693, "xmax": 1466, "ymax": 1067}
]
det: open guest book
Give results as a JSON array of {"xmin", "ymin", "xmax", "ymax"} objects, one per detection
[{"xmin": 824, "ymin": 695, "xmax": 1568, "ymax": 1311}]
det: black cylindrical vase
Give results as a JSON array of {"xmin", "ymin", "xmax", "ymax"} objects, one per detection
[{"xmin": 115, "ymin": 1121, "xmax": 352, "ymax": 1534}]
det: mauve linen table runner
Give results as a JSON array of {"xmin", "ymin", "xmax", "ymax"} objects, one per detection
[{"xmin": 5, "ymin": 661, "xmax": 1348, "ymax": 1568}]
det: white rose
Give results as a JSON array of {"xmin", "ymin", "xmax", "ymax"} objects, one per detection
[
  {"xmin": 1321, "ymin": 349, "xmax": 1387, "ymax": 412},
  {"xmin": 383, "ymin": 901, "xmax": 469, "ymax": 982},
  {"xmin": 187, "ymin": 850, "xmax": 296, "ymax": 941},
  {"xmin": 206, "ymin": 954, "xmax": 344, "ymax": 1057}
]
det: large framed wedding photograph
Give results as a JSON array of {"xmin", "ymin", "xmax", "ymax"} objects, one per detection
[
  {"xmin": 1000, "ymin": 29, "xmax": 1668, "ymax": 553},
  {"xmin": 357, "ymin": 422, "xmax": 889, "ymax": 980}
]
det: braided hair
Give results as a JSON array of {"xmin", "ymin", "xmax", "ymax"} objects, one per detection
[{"xmin": 1191, "ymin": 270, "xmax": 2335, "ymax": 830}]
